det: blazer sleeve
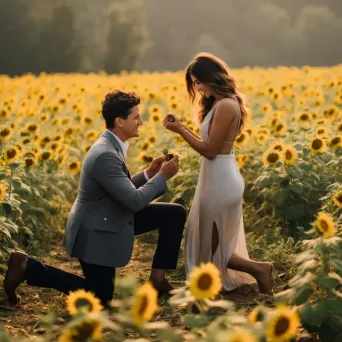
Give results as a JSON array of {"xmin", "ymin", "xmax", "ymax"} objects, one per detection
[
  {"xmin": 131, "ymin": 170, "xmax": 148, "ymax": 189},
  {"xmin": 94, "ymin": 152, "xmax": 168, "ymax": 212}
]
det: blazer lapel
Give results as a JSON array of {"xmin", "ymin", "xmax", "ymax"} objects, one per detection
[{"xmin": 102, "ymin": 130, "xmax": 131, "ymax": 179}]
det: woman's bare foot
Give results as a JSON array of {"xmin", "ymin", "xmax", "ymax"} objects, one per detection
[{"xmin": 256, "ymin": 262, "xmax": 273, "ymax": 294}]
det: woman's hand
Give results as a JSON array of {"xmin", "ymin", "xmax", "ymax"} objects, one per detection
[{"xmin": 163, "ymin": 114, "xmax": 183, "ymax": 134}]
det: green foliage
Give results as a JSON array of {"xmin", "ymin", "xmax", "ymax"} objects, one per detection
[
  {"xmin": 103, "ymin": 0, "xmax": 151, "ymax": 73},
  {"xmin": 0, "ymin": 159, "xmax": 76, "ymax": 268},
  {"xmin": 252, "ymin": 145, "xmax": 342, "ymax": 239},
  {"xmin": 276, "ymin": 224, "xmax": 342, "ymax": 342},
  {"xmin": 0, "ymin": 0, "xmax": 37, "ymax": 75},
  {"xmin": 35, "ymin": 1, "xmax": 83, "ymax": 73}
]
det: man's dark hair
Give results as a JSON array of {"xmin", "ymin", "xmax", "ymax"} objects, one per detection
[{"xmin": 101, "ymin": 90, "xmax": 140, "ymax": 128}]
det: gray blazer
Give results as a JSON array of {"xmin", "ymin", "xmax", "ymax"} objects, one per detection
[{"xmin": 63, "ymin": 130, "xmax": 168, "ymax": 268}]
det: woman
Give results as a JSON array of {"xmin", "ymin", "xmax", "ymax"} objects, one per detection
[{"xmin": 163, "ymin": 53, "xmax": 273, "ymax": 294}]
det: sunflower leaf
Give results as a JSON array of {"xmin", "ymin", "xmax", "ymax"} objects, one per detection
[{"xmin": 182, "ymin": 314, "xmax": 211, "ymax": 328}]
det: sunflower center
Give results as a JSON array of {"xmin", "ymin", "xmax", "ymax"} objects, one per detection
[
  {"xmin": 274, "ymin": 145, "xmax": 283, "ymax": 151},
  {"xmin": 267, "ymin": 153, "xmax": 279, "ymax": 163},
  {"xmin": 138, "ymin": 294, "xmax": 148, "ymax": 315},
  {"xmin": 73, "ymin": 321, "xmax": 97, "ymax": 341},
  {"xmin": 70, "ymin": 162, "xmax": 78, "ymax": 169},
  {"xmin": 274, "ymin": 317, "xmax": 290, "ymax": 336},
  {"xmin": 236, "ymin": 134, "xmax": 245, "ymax": 143},
  {"xmin": 318, "ymin": 129, "xmax": 324, "ymax": 134},
  {"xmin": 28, "ymin": 125, "xmax": 37, "ymax": 132},
  {"xmin": 336, "ymin": 194, "xmax": 342, "ymax": 204},
  {"xmin": 276, "ymin": 124, "xmax": 283, "ymax": 131},
  {"xmin": 1, "ymin": 128, "xmax": 10, "ymax": 137},
  {"xmin": 320, "ymin": 220, "xmax": 329, "ymax": 232},
  {"xmin": 41, "ymin": 152, "xmax": 51, "ymax": 160},
  {"xmin": 25, "ymin": 158, "xmax": 34, "ymax": 166},
  {"xmin": 312, "ymin": 139, "xmax": 323, "ymax": 150},
  {"xmin": 285, "ymin": 151, "xmax": 292, "ymax": 160},
  {"xmin": 75, "ymin": 298, "xmax": 93, "ymax": 312},
  {"xmin": 332, "ymin": 137, "xmax": 340, "ymax": 145},
  {"xmin": 6, "ymin": 149, "xmax": 17, "ymax": 159},
  {"xmin": 300, "ymin": 114, "xmax": 309, "ymax": 120},
  {"xmin": 197, "ymin": 273, "xmax": 213, "ymax": 290}
]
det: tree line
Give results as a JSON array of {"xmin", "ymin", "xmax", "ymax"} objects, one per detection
[{"xmin": 0, "ymin": 0, "xmax": 341, "ymax": 75}]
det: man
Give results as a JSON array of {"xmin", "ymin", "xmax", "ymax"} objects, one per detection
[{"xmin": 4, "ymin": 90, "xmax": 186, "ymax": 307}]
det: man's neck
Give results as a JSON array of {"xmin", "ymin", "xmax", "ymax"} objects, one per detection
[{"xmin": 108, "ymin": 128, "xmax": 128, "ymax": 143}]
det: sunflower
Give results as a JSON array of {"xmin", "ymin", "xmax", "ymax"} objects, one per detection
[
  {"xmin": 188, "ymin": 262, "xmax": 222, "ymax": 300},
  {"xmin": 25, "ymin": 122, "xmax": 39, "ymax": 133},
  {"xmin": 66, "ymin": 289, "xmax": 103, "ymax": 315},
  {"xmin": 333, "ymin": 190, "xmax": 342, "ymax": 208},
  {"xmin": 309, "ymin": 138, "xmax": 326, "ymax": 154},
  {"xmin": 151, "ymin": 114, "xmax": 162, "ymax": 123},
  {"xmin": 0, "ymin": 126, "xmax": 13, "ymax": 142},
  {"xmin": 149, "ymin": 136, "xmax": 156, "ymax": 143},
  {"xmin": 49, "ymin": 142, "xmax": 62, "ymax": 153},
  {"xmin": 283, "ymin": 146, "xmax": 298, "ymax": 165},
  {"xmin": 297, "ymin": 112, "xmax": 311, "ymax": 124},
  {"xmin": 142, "ymin": 142, "xmax": 150, "ymax": 151},
  {"xmin": 4, "ymin": 146, "xmax": 21, "ymax": 163},
  {"xmin": 236, "ymin": 154, "xmax": 249, "ymax": 168},
  {"xmin": 273, "ymin": 122, "xmax": 287, "ymax": 136},
  {"xmin": 262, "ymin": 104, "xmax": 272, "ymax": 114},
  {"xmin": 316, "ymin": 119, "xmax": 326, "ymax": 126},
  {"xmin": 337, "ymin": 122, "xmax": 342, "ymax": 133},
  {"xmin": 270, "ymin": 117, "xmax": 279, "ymax": 127},
  {"xmin": 256, "ymin": 133, "xmax": 268, "ymax": 144},
  {"xmin": 328, "ymin": 136, "xmax": 342, "ymax": 150},
  {"xmin": 64, "ymin": 127, "xmax": 74, "ymax": 136},
  {"xmin": 82, "ymin": 116, "xmax": 93, "ymax": 126},
  {"xmin": 170, "ymin": 102, "xmax": 178, "ymax": 111},
  {"xmin": 40, "ymin": 151, "xmax": 52, "ymax": 162},
  {"xmin": 40, "ymin": 114, "xmax": 48, "ymax": 122},
  {"xmin": 138, "ymin": 152, "xmax": 153, "ymax": 163},
  {"xmin": 40, "ymin": 135, "xmax": 51, "ymax": 146},
  {"xmin": 235, "ymin": 132, "xmax": 249, "ymax": 147},
  {"xmin": 67, "ymin": 161, "xmax": 81, "ymax": 175},
  {"xmin": 248, "ymin": 306, "xmax": 267, "ymax": 324},
  {"xmin": 23, "ymin": 153, "xmax": 37, "ymax": 168},
  {"xmin": 0, "ymin": 182, "xmax": 7, "ymax": 203},
  {"xmin": 131, "ymin": 282, "xmax": 158, "ymax": 326},
  {"xmin": 149, "ymin": 104, "xmax": 163, "ymax": 115},
  {"xmin": 263, "ymin": 151, "xmax": 282, "ymax": 167},
  {"xmin": 83, "ymin": 145, "xmax": 91, "ymax": 154},
  {"xmin": 271, "ymin": 141, "xmax": 286, "ymax": 152},
  {"xmin": 225, "ymin": 328, "xmax": 258, "ymax": 342},
  {"xmin": 0, "ymin": 109, "xmax": 9, "ymax": 119},
  {"xmin": 266, "ymin": 306, "xmax": 300, "ymax": 342},
  {"xmin": 314, "ymin": 212, "xmax": 335, "ymax": 238},
  {"xmin": 57, "ymin": 154, "xmax": 66, "ymax": 166},
  {"xmin": 316, "ymin": 127, "xmax": 327, "ymax": 136},
  {"xmin": 59, "ymin": 318, "xmax": 102, "ymax": 342},
  {"xmin": 85, "ymin": 130, "xmax": 98, "ymax": 141},
  {"xmin": 323, "ymin": 106, "xmax": 338, "ymax": 121}
]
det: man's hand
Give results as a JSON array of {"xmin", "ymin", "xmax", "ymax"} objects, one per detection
[
  {"xmin": 160, "ymin": 155, "xmax": 179, "ymax": 180},
  {"xmin": 146, "ymin": 155, "xmax": 165, "ymax": 178}
]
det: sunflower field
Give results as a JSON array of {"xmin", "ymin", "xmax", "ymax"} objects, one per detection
[{"xmin": 0, "ymin": 65, "xmax": 342, "ymax": 341}]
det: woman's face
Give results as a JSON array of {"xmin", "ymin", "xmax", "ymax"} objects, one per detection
[{"xmin": 190, "ymin": 74, "xmax": 213, "ymax": 98}]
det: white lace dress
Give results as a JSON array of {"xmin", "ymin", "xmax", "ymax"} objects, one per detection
[{"xmin": 184, "ymin": 103, "xmax": 256, "ymax": 291}]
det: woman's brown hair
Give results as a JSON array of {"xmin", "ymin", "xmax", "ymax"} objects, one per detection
[{"xmin": 185, "ymin": 52, "xmax": 249, "ymax": 134}]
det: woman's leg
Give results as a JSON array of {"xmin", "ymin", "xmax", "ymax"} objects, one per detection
[{"xmin": 227, "ymin": 253, "xmax": 272, "ymax": 293}]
